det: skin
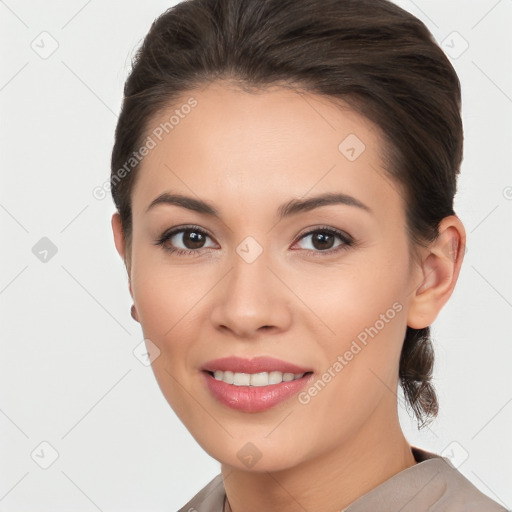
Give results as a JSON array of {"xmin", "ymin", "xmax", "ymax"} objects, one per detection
[{"xmin": 112, "ymin": 81, "xmax": 466, "ymax": 512}]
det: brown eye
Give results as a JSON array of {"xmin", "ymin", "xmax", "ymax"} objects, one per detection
[
  {"xmin": 310, "ymin": 232, "xmax": 336, "ymax": 250},
  {"xmin": 155, "ymin": 225, "xmax": 216, "ymax": 255},
  {"xmin": 295, "ymin": 227, "xmax": 353, "ymax": 254},
  {"xmin": 179, "ymin": 229, "xmax": 207, "ymax": 249}
]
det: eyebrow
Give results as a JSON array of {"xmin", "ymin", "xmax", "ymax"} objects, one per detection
[{"xmin": 145, "ymin": 191, "xmax": 372, "ymax": 219}]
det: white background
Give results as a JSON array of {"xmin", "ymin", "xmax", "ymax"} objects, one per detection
[{"xmin": 1, "ymin": 0, "xmax": 511, "ymax": 510}]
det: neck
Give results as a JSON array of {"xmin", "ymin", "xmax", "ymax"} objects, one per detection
[{"xmin": 221, "ymin": 402, "xmax": 416, "ymax": 512}]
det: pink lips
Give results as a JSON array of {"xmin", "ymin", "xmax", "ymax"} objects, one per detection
[
  {"xmin": 200, "ymin": 356, "xmax": 314, "ymax": 413},
  {"xmin": 201, "ymin": 356, "xmax": 312, "ymax": 374}
]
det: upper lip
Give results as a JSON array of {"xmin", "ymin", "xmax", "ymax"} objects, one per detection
[{"xmin": 201, "ymin": 356, "xmax": 312, "ymax": 374}]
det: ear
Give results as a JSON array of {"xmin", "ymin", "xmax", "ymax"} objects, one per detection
[
  {"xmin": 111, "ymin": 212, "xmax": 133, "ymax": 296},
  {"xmin": 407, "ymin": 215, "xmax": 466, "ymax": 329},
  {"xmin": 112, "ymin": 212, "xmax": 125, "ymax": 260}
]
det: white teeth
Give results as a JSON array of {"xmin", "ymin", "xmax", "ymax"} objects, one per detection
[
  {"xmin": 268, "ymin": 371, "xmax": 284, "ymax": 384},
  {"xmin": 211, "ymin": 370, "xmax": 305, "ymax": 386},
  {"xmin": 233, "ymin": 372, "xmax": 251, "ymax": 386},
  {"xmin": 223, "ymin": 370, "xmax": 234, "ymax": 384},
  {"xmin": 250, "ymin": 372, "xmax": 269, "ymax": 387}
]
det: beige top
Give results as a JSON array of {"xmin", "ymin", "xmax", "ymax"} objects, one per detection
[{"xmin": 177, "ymin": 446, "xmax": 508, "ymax": 511}]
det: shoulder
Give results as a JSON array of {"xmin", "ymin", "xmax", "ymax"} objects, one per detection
[
  {"xmin": 345, "ymin": 446, "xmax": 509, "ymax": 512},
  {"xmin": 413, "ymin": 446, "xmax": 507, "ymax": 511},
  {"xmin": 177, "ymin": 473, "xmax": 225, "ymax": 512}
]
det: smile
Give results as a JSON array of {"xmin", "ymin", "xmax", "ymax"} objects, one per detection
[
  {"xmin": 209, "ymin": 370, "xmax": 306, "ymax": 386},
  {"xmin": 200, "ymin": 356, "xmax": 315, "ymax": 412}
]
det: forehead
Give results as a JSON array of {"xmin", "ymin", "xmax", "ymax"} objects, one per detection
[{"xmin": 131, "ymin": 81, "xmax": 403, "ymax": 221}]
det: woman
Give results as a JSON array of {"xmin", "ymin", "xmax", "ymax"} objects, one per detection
[{"xmin": 110, "ymin": 0, "xmax": 507, "ymax": 510}]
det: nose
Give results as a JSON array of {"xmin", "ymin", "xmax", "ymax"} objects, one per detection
[{"xmin": 209, "ymin": 248, "xmax": 293, "ymax": 339}]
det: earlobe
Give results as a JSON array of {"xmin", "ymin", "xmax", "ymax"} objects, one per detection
[{"xmin": 407, "ymin": 215, "xmax": 466, "ymax": 329}]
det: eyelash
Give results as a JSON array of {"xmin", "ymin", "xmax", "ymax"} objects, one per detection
[{"xmin": 154, "ymin": 224, "xmax": 354, "ymax": 258}]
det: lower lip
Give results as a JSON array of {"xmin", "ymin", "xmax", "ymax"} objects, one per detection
[{"xmin": 202, "ymin": 371, "xmax": 313, "ymax": 412}]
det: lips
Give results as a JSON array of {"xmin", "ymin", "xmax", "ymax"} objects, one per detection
[
  {"xmin": 201, "ymin": 356, "xmax": 312, "ymax": 374},
  {"xmin": 200, "ymin": 356, "xmax": 314, "ymax": 412}
]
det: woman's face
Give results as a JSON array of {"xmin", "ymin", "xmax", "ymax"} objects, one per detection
[{"xmin": 116, "ymin": 81, "xmax": 424, "ymax": 471}]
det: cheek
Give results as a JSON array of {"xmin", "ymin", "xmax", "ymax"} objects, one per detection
[
  {"xmin": 300, "ymin": 250, "xmax": 410, "ymax": 346},
  {"xmin": 295, "ymin": 245, "xmax": 411, "ymax": 401},
  {"xmin": 130, "ymin": 245, "xmax": 212, "ymax": 341},
  {"xmin": 130, "ymin": 261, "xmax": 209, "ymax": 420}
]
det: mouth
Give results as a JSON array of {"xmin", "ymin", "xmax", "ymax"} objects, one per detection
[
  {"xmin": 200, "ymin": 356, "xmax": 314, "ymax": 412},
  {"xmin": 204, "ymin": 369, "xmax": 312, "ymax": 386},
  {"xmin": 201, "ymin": 355, "xmax": 313, "ymax": 375}
]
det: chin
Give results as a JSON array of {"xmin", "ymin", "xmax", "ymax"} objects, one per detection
[{"xmin": 194, "ymin": 433, "xmax": 308, "ymax": 473}]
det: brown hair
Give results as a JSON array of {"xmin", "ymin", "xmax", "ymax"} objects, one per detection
[{"xmin": 111, "ymin": 0, "xmax": 463, "ymax": 428}]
